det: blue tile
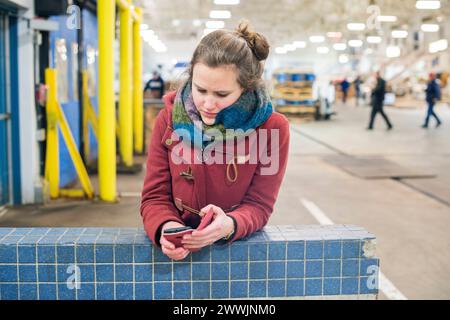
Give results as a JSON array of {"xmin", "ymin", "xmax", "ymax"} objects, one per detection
[
  {"xmin": 360, "ymin": 259, "xmax": 379, "ymax": 277},
  {"xmin": 39, "ymin": 284, "xmax": 57, "ymax": 300},
  {"xmin": 1, "ymin": 236, "xmax": 23, "ymax": 244},
  {"xmin": 57, "ymin": 246, "xmax": 75, "ymax": 263},
  {"xmin": 249, "ymin": 244, "xmax": 267, "ymax": 261},
  {"xmin": 38, "ymin": 236, "xmax": 59, "ymax": 245},
  {"xmin": 116, "ymin": 283, "xmax": 134, "ymax": 300},
  {"xmin": 0, "ymin": 246, "xmax": 17, "ymax": 263},
  {"xmin": 212, "ymin": 263, "xmax": 229, "ymax": 281},
  {"xmin": 76, "ymin": 236, "xmax": 97, "ymax": 244},
  {"xmin": 19, "ymin": 236, "xmax": 43, "ymax": 245},
  {"xmin": 135, "ymin": 283, "xmax": 153, "ymax": 300},
  {"xmin": 38, "ymin": 265, "xmax": 56, "ymax": 282},
  {"xmin": 192, "ymin": 282, "xmax": 210, "ymax": 299},
  {"xmin": 324, "ymin": 260, "xmax": 341, "ymax": 277},
  {"xmin": 0, "ymin": 265, "xmax": 17, "ymax": 282},
  {"xmin": 115, "ymin": 264, "xmax": 133, "ymax": 282},
  {"xmin": 95, "ymin": 246, "xmax": 113, "ymax": 263},
  {"xmin": 154, "ymin": 282, "xmax": 172, "ymax": 299},
  {"xmin": 192, "ymin": 263, "xmax": 210, "ymax": 281},
  {"xmin": 191, "ymin": 247, "xmax": 211, "ymax": 262},
  {"xmin": 57, "ymin": 265, "xmax": 70, "ymax": 283},
  {"xmin": 324, "ymin": 241, "xmax": 342, "ymax": 259},
  {"xmin": 305, "ymin": 260, "xmax": 323, "ymax": 278},
  {"xmin": 268, "ymin": 280, "xmax": 285, "ymax": 297},
  {"xmin": 19, "ymin": 284, "xmax": 37, "ymax": 300},
  {"xmin": 46, "ymin": 228, "xmax": 66, "ymax": 236},
  {"xmin": 231, "ymin": 281, "xmax": 248, "ymax": 298},
  {"xmin": 249, "ymin": 280, "xmax": 266, "ymax": 298},
  {"xmin": 154, "ymin": 248, "xmax": 171, "ymax": 262},
  {"xmin": 342, "ymin": 278, "xmax": 359, "ymax": 295},
  {"xmin": 174, "ymin": 282, "xmax": 191, "ymax": 299},
  {"xmin": 306, "ymin": 241, "xmax": 323, "ymax": 259},
  {"xmin": 287, "ymin": 279, "xmax": 304, "ymax": 297},
  {"xmin": 269, "ymin": 243, "xmax": 286, "ymax": 260},
  {"xmin": 249, "ymin": 262, "xmax": 266, "ymax": 279},
  {"xmin": 268, "ymin": 261, "xmax": 285, "ymax": 279},
  {"xmin": 77, "ymin": 284, "xmax": 95, "ymax": 300},
  {"xmin": 79, "ymin": 265, "xmax": 95, "ymax": 282},
  {"xmin": 37, "ymin": 246, "xmax": 55, "ymax": 263},
  {"xmin": 211, "ymin": 281, "xmax": 228, "ymax": 299},
  {"xmin": 360, "ymin": 277, "xmax": 378, "ymax": 294},
  {"xmin": 342, "ymin": 260, "xmax": 359, "ymax": 277},
  {"xmin": 305, "ymin": 279, "xmax": 322, "ymax": 296},
  {"xmin": 77, "ymin": 245, "xmax": 94, "ymax": 263},
  {"xmin": 1, "ymin": 284, "xmax": 18, "ymax": 300},
  {"xmin": 58, "ymin": 284, "xmax": 76, "ymax": 300},
  {"xmin": 18, "ymin": 246, "xmax": 36, "ymax": 263},
  {"xmin": 230, "ymin": 262, "xmax": 247, "ymax": 280},
  {"xmin": 19, "ymin": 265, "xmax": 37, "ymax": 282},
  {"xmin": 135, "ymin": 264, "xmax": 152, "ymax": 282},
  {"xmin": 11, "ymin": 228, "xmax": 33, "ymax": 235},
  {"xmin": 230, "ymin": 244, "xmax": 248, "ymax": 261},
  {"xmin": 343, "ymin": 241, "xmax": 360, "ymax": 258},
  {"xmin": 287, "ymin": 261, "xmax": 304, "ymax": 278},
  {"xmin": 115, "ymin": 244, "xmax": 133, "ymax": 263},
  {"xmin": 174, "ymin": 263, "xmax": 191, "ymax": 281},
  {"xmin": 96, "ymin": 283, "xmax": 115, "ymax": 300},
  {"xmin": 134, "ymin": 245, "xmax": 152, "ymax": 263},
  {"xmin": 287, "ymin": 241, "xmax": 304, "ymax": 260},
  {"xmin": 324, "ymin": 279, "xmax": 340, "ymax": 296},
  {"xmin": 154, "ymin": 263, "xmax": 172, "ymax": 281},
  {"xmin": 211, "ymin": 246, "xmax": 229, "ymax": 262},
  {"xmin": 95, "ymin": 265, "xmax": 114, "ymax": 282}
]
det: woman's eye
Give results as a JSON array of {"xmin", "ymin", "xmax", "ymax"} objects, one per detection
[
  {"xmin": 216, "ymin": 93, "xmax": 229, "ymax": 98},
  {"xmin": 198, "ymin": 89, "xmax": 207, "ymax": 94}
]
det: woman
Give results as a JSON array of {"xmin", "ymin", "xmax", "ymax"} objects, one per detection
[{"xmin": 140, "ymin": 22, "xmax": 290, "ymax": 260}]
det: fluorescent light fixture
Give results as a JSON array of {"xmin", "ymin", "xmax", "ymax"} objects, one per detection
[
  {"xmin": 140, "ymin": 24, "xmax": 149, "ymax": 30},
  {"xmin": 209, "ymin": 10, "xmax": 231, "ymax": 19},
  {"xmin": 326, "ymin": 32, "xmax": 342, "ymax": 38},
  {"xmin": 317, "ymin": 46, "xmax": 330, "ymax": 54},
  {"xmin": 421, "ymin": 24, "xmax": 439, "ymax": 32},
  {"xmin": 193, "ymin": 19, "xmax": 202, "ymax": 27},
  {"xmin": 377, "ymin": 15, "xmax": 397, "ymax": 22},
  {"xmin": 347, "ymin": 23, "xmax": 366, "ymax": 31},
  {"xmin": 309, "ymin": 35, "xmax": 325, "ymax": 43},
  {"xmin": 275, "ymin": 47, "xmax": 288, "ymax": 54},
  {"xmin": 416, "ymin": 0, "xmax": 440, "ymax": 9},
  {"xmin": 367, "ymin": 36, "xmax": 382, "ymax": 44},
  {"xmin": 214, "ymin": 0, "xmax": 240, "ymax": 5},
  {"xmin": 284, "ymin": 44, "xmax": 296, "ymax": 51},
  {"xmin": 339, "ymin": 54, "xmax": 349, "ymax": 63},
  {"xmin": 391, "ymin": 30, "xmax": 408, "ymax": 38},
  {"xmin": 429, "ymin": 39, "xmax": 448, "ymax": 53},
  {"xmin": 333, "ymin": 43, "xmax": 347, "ymax": 51},
  {"xmin": 205, "ymin": 20, "xmax": 225, "ymax": 29},
  {"xmin": 172, "ymin": 19, "xmax": 181, "ymax": 27},
  {"xmin": 348, "ymin": 39, "xmax": 363, "ymax": 47},
  {"xmin": 386, "ymin": 46, "xmax": 401, "ymax": 58},
  {"xmin": 293, "ymin": 41, "xmax": 307, "ymax": 48}
]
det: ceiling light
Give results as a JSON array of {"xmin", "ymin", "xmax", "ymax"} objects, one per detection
[
  {"xmin": 347, "ymin": 23, "xmax": 366, "ymax": 31},
  {"xmin": 284, "ymin": 44, "xmax": 296, "ymax": 51},
  {"xmin": 377, "ymin": 16, "xmax": 397, "ymax": 22},
  {"xmin": 333, "ymin": 43, "xmax": 347, "ymax": 51},
  {"xmin": 416, "ymin": 1, "xmax": 440, "ymax": 10},
  {"xmin": 326, "ymin": 32, "xmax": 342, "ymax": 38},
  {"xmin": 421, "ymin": 24, "xmax": 439, "ymax": 32},
  {"xmin": 429, "ymin": 39, "xmax": 448, "ymax": 53},
  {"xmin": 391, "ymin": 30, "xmax": 408, "ymax": 38},
  {"xmin": 386, "ymin": 46, "xmax": 401, "ymax": 58},
  {"xmin": 214, "ymin": 0, "xmax": 240, "ymax": 5},
  {"xmin": 275, "ymin": 47, "xmax": 288, "ymax": 54},
  {"xmin": 293, "ymin": 41, "xmax": 307, "ymax": 48},
  {"xmin": 205, "ymin": 20, "xmax": 225, "ymax": 29},
  {"xmin": 367, "ymin": 36, "xmax": 382, "ymax": 44},
  {"xmin": 309, "ymin": 35, "xmax": 325, "ymax": 43},
  {"xmin": 348, "ymin": 39, "xmax": 363, "ymax": 47},
  {"xmin": 317, "ymin": 46, "xmax": 329, "ymax": 54},
  {"xmin": 193, "ymin": 20, "xmax": 202, "ymax": 27},
  {"xmin": 209, "ymin": 10, "xmax": 231, "ymax": 19},
  {"xmin": 339, "ymin": 54, "xmax": 349, "ymax": 63}
]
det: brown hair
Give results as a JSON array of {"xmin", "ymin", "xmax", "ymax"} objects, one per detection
[{"xmin": 187, "ymin": 21, "xmax": 270, "ymax": 91}]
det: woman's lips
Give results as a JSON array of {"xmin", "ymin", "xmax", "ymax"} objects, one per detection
[{"xmin": 201, "ymin": 111, "xmax": 217, "ymax": 117}]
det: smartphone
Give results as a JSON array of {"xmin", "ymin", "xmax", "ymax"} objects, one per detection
[{"xmin": 163, "ymin": 226, "xmax": 193, "ymax": 248}]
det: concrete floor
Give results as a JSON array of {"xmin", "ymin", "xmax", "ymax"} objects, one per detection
[{"xmin": 1, "ymin": 99, "xmax": 449, "ymax": 299}]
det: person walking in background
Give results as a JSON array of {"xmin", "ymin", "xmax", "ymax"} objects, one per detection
[
  {"xmin": 354, "ymin": 75, "xmax": 362, "ymax": 106},
  {"xmin": 144, "ymin": 71, "xmax": 165, "ymax": 98},
  {"xmin": 367, "ymin": 71, "xmax": 393, "ymax": 130},
  {"xmin": 422, "ymin": 72, "xmax": 442, "ymax": 129},
  {"xmin": 340, "ymin": 78, "xmax": 350, "ymax": 104}
]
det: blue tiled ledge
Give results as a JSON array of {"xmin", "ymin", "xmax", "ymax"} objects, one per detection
[{"xmin": 0, "ymin": 225, "xmax": 379, "ymax": 300}]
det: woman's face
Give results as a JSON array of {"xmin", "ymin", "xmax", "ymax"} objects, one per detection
[{"xmin": 192, "ymin": 63, "xmax": 244, "ymax": 125}]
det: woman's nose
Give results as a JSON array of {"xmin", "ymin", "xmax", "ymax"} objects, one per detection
[{"xmin": 203, "ymin": 96, "xmax": 216, "ymax": 110}]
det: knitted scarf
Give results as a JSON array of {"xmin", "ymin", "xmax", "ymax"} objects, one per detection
[{"xmin": 172, "ymin": 80, "xmax": 273, "ymax": 149}]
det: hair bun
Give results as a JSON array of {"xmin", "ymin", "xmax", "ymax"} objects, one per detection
[{"xmin": 235, "ymin": 21, "xmax": 270, "ymax": 61}]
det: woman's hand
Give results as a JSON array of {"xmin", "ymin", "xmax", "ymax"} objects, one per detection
[
  {"xmin": 160, "ymin": 221, "xmax": 191, "ymax": 261},
  {"xmin": 182, "ymin": 204, "xmax": 235, "ymax": 251}
]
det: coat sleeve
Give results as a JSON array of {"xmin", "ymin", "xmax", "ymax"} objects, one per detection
[
  {"xmin": 140, "ymin": 108, "xmax": 185, "ymax": 246},
  {"xmin": 227, "ymin": 114, "xmax": 290, "ymax": 241}
]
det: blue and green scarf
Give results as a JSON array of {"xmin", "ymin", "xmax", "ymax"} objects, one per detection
[{"xmin": 172, "ymin": 80, "xmax": 273, "ymax": 149}]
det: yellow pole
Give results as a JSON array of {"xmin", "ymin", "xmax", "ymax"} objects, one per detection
[
  {"xmin": 98, "ymin": 0, "xmax": 116, "ymax": 202},
  {"xmin": 45, "ymin": 69, "xmax": 59, "ymax": 199},
  {"xmin": 119, "ymin": 0, "xmax": 133, "ymax": 166},
  {"xmin": 133, "ymin": 8, "xmax": 144, "ymax": 154},
  {"xmin": 82, "ymin": 71, "xmax": 90, "ymax": 162}
]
